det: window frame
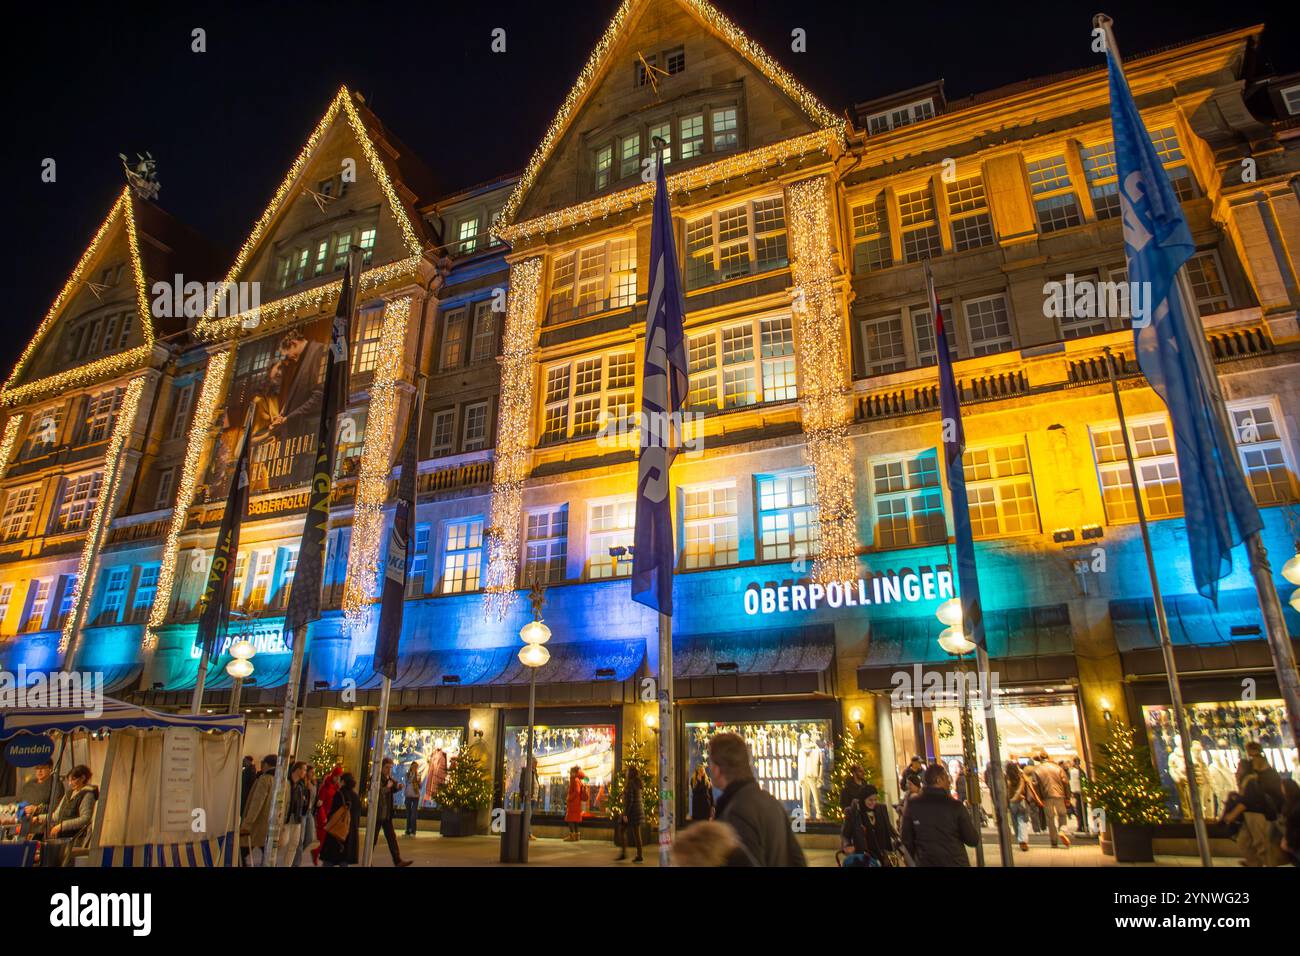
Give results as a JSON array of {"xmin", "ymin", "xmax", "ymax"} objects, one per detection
[
  {"xmin": 680, "ymin": 481, "xmax": 739, "ymax": 570},
  {"xmin": 755, "ymin": 469, "xmax": 821, "ymax": 563},
  {"xmin": 540, "ymin": 348, "xmax": 636, "ymax": 444},
  {"xmin": 686, "ymin": 312, "xmax": 796, "ymax": 411},
  {"xmin": 684, "ymin": 194, "xmax": 788, "ymax": 291},
  {"xmin": 869, "ymin": 450, "xmax": 946, "ymax": 549},
  {"xmin": 1227, "ymin": 396, "xmax": 1296, "ymax": 507},
  {"xmin": 1090, "ymin": 414, "xmax": 1183, "ymax": 524},
  {"xmin": 961, "ymin": 440, "xmax": 1040, "ymax": 538}
]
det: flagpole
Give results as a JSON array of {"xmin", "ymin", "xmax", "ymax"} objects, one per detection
[
  {"xmin": 657, "ymin": 609, "xmax": 674, "ymax": 866},
  {"xmin": 1103, "ymin": 346, "xmax": 1214, "ymax": 866},
  {"xmin": 362, "ymin": 375, "xmax": 426, "ymax": 866},
  {"xmin": 1172, "ymin": 270, "xmax": 1300, "ymax": 748}
]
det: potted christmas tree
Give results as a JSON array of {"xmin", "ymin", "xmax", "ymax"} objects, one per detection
[
  {"xmin": 825, "ymin": 729, "xmax": 872, "ymax": 823},
  {"xmin": 438, "ymin": 750, "xmax": 492, "ymax": 837},
  {"xmin": 1085, "ymin": 722, "xmax": 1169, "ymax": 862}
]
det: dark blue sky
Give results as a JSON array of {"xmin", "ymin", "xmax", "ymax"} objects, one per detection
[{"xmin": 6, "ymin": 0, "xmax": 1297, "ymax": 374}]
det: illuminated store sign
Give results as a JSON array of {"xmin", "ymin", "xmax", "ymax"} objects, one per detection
[
  {"xmin": 743, "ymin": 570, "xmax": 954, "ymax": 616},
  {"xmin": 188, "ymin": 627, "xmax": 289, "ymax": 659}
]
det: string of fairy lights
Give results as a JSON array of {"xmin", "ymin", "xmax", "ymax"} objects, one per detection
[
  {"xmin": 785, "ymin": 176, "xmax": 858, "ymax": 585},
  {"xmin": 482, "ymin": 257, "xmax": 545, "ymax": 621},
  {"xmin": 144, "ymin": 348, "xmax": 233, "ymax": 647},
  {"xmin": 59, "ymin": 375, "xmax": 146, "ymax": 655},
  {"xmin": 495, "ymin": 0, "xmax": 844, "ymax": 234},
  {"xmin": 197, "ymin": 85, "xmax": 425, "ymax": 342},
  {"xmin": 0, "ymin": 414, "xmax": 24, "ymax": 480},
  {"xmin": 341, "ymin": 296, "xmax": 412, "ymax": 632},
  {"xmin": 3, "ymin": 187, "xmax": 155, "ymax": 407}
]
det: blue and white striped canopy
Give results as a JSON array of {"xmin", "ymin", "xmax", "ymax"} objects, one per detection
[{"xmin": 0, "ymin": 697, "xmax": 244, "ymax": 740}]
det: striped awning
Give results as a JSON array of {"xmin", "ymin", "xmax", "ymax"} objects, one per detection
[{"xmin": 0, "ymin": 698, "xmax": 244, "ymax": 740}]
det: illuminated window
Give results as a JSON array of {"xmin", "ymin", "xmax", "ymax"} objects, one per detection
[
  {"xmin": 457, "ymin": 216, "xmax": 480, "ymax": 255},
  {"xmin": 55, "ymin": 471, "xmax": 103, "ymax": 532},
  {"xmin": 1080, "ymin": 141, "xmax": 1120, "ymax": 219},
  {"xmin": 1229, "ymin": 400, "xmax": 1294, "ymax": 506},
  {"xmin": 620, "ymin": 134, "xmax": 641, "ymax": 179},
  {"xmin": 851, "ymin": 192, "xmax": 892, "ymax": 273},
  {"xmin": 22, "ymin": 404, "xmax": 64, "ymax": 458},
  {"xmin": 440, "ymin": 308, "xmax": 467, "ymax": 370},
  {"xmin": 649, "ymin": 122, "xmax": 672, "ymax": 165},
  {"xmin": 83, "ymin": 387, "xmax": 125, "ymax": 443},
  {"xmin": 593, "ymin": 143, "xmax": 613, "ymax": 189},
  {"xmin": 1091, "ymin": 418, "xmax": 1182, "ymax": 522},
  {"xmin": 247, "ymin": 550, "xmax": 274, "ymax": 610},
  {"xmin": 946, "ymin": 176, "xmax": 994, "ymax": 251},
  {"xmin": 462, "ymin": 401, "xmax": 489, "ymax": 451},
  {"xmin": 133, "ymin": 565, "xmax": 160, "ymax": 615},
  {"xmin": 685, "ymin": 196, "xmax": 786, "ymax": 290},
  {"xmin": 687, "ymin": 314, "xmax": 796, "ymax": 410},
  {"xmin": 711, "ymin": 107, "xmax": 738, "ymax": 151},
  {"xmin": 963, "ymin": 442, "xmax": 1039, "ymax": 536},
  {"xmin": 294, "ymin": 247, "xmax": 310, "ymax": 283},
  {"xmin": 681, "ymin": 483, "xmax": 738, "ymax": 569},
  {"xmin": 548, "ymin": 238, "xmax": 637, "ymax": 324},
  {"xmin": 871, "ymin": 451, "xmax": 945, "ymax": 548},
  {"xmin": 911, "ymin": 303, "xmax": 958, "ymax": 367},
  {"xmin": 864, "ymin": 98, "xmax": 934, "ymax": 134},
  {"xmin": 861, "ymin": 314, "xmax": 907, "ymax": 376},
  {"xmin": 1148, "ymin": 126, "xmax": 1197, "ymax": 201},
  {"xmin": 351, "ymin": 308, "xmax": 384, "ymax": 375},
  {"xmin": 757, "ymin": 470, "xmax": 820, "ymax": 561},
  {"xmin": 22, "ymin": 579, "xmax": 51, "ymax": 633},
  {"xmin": 357, "ymin": 227, "xmax": 377, "ymax": 265},
  {"xmin": 230, "ymin": 552, "xmax": 248, "ymax": 606},
  {"xmin": 524, "ymin": 506, "xmax": 568, "ymax": 585},
  {"xmin": 313, "ymin": 239, "xmax": 329, "ymax": 276},
  {"xmin": 0, "ymin": 583, "xmax": 13, "ymax": 632},
  {"xmin": 441, "ymin": 518, "xmax": 484, "ymax": 594},
  {"xmin": 409, "ymin": 524, "xmax": 431, "ymax": 592},
  {"xmin": 680, "ymin": 113, "xmax": 704, "ymax": 160},
  {"xmin": 541, "ymin": 350, "xmax": 634, "ymax": 443},
  {"xmin": 897, "ymin": 185, "xmax": 942, "ymax": 263},
  {"xmin": 0, "ymin": 485, "xmax": 39, "ymax": 540},
  {"xmin": 98, "ymin": 566, "xmax": 130, "ymax": 624},
  {"xmin": 331, "ymin": 231, "xmax": 353, "ymax": 271},
  {"xmin": 54, "ymin": 575, "xmax": 77, "ymax": 628},
  {"xmin": 430, "ymin": 409, "xmax": 455, "ymax": 457},
  {"xmin": 963, "ymin": 294, "xmax": 1014, "ymax": 356},
  {"xmin": 154, "ymin": 467, "xmax": 175, "ymax": 510},
  {"xmin": 588, "ymin": 498, "xmax": 635, "ymax": 579},
  {"xmin": 470, "ymin": 300, "xmax": 496, "ymax": 363},
  {"xmin": 1027, "ymin": 154, "xmax": 1082, "ymax": 232},
  {"xmin": 1185, "ymin": 251, "xmax": 1232, "ymax": 315}
]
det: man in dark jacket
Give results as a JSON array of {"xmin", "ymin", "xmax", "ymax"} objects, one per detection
[
  {"xmin": 709, "ymin": 732, "xmax": 806, "ymax": 866},
  {"xmin": 839, "ymin": 764, "xmax": 871, "ymax": 811},
  {"xmin": 900, "ymin": 763, "xmax": 978, "ymax": 866},
  {"xmin": 372, "ymin": 757, "xmax": 413, "ymax": 867}
]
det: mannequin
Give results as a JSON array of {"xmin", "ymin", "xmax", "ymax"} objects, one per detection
[
  {"xmin": 1166, "ymin": 736, "xmax": 1189, "ymax": 818},
  {"xmin": 422, "ymin": 741, "xmax": 449, "ymax": 806},
  {"xmin": 1205, "ymin": 741, "xmax": 1236, "ymax": 817},
  {"xmin": 797, "ymin": 732, "xmax": 822, "ymax": 820},
  {"xmin": 1189, "ymin": 741, "xmax": 1214, "ymax": 819}
]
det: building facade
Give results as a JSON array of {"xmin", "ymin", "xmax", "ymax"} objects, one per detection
[{"xmin": 3, "ymin": 0, "xmax": 1298, "ymax": 830}]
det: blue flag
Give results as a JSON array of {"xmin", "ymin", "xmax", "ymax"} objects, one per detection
[
  {"xmin": 927, "ymin": 266, "xmax": 985, "ymax": 649},
  {"xmin": 1106, "ymin": 47, "xmax": 1262, "ymax": 603},
  {"xmin": 632, "ymin": 151, "xmax": 689, "ymax": 615}
]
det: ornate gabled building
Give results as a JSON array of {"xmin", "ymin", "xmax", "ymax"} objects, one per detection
[{"xmin": 3, "ymin": 1, "xmax": 1297, "ymax": 834}]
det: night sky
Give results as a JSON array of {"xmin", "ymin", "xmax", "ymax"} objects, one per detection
[{"xmin": 6, "ymin": 0, "xmax": 1297, "ymax": 375}]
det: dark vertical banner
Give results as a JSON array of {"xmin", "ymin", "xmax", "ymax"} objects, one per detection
[
  {"xmin": 373, "ymin": 378, "xmax": 425, "ymax": 679},
  {"xmin": 283, "ymin": 259, "xmax": 357, "ymax": 641},
  {"xmin": 194, "ymin": 416, "xmax": 254, "ymax": 658}
]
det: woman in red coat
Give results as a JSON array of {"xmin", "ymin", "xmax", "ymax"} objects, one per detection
[
  {"xmin": 564, "ymin": 765, "xmax": 589, "ymax": 842},
  {"xmin": 313, "ymin": 765, "xmax": 343, "ymax": 865}
]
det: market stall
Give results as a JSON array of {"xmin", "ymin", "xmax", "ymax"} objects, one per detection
[{"xmin": 0, "ymin": 698, "xmax": 244, "ymax": 866}]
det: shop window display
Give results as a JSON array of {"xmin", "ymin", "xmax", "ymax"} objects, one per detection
[
  {"xmin": 1142, "ymin": 700, "xmax": 1297, "ymax": 819},
  {"xmin": 503, "ymin": 724, "xmax": 615, "ymax": 816},
  {"xmin": 384, "ymin": 727, "xmax": 464, "ymax": 809},
  {"xmin": 685, "ymin": 718, "xmax": 833, "ymax": 822}
]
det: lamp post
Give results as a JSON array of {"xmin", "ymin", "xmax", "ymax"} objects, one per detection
[
  {"xmin": 936, "ymin": 597, "xmax": 985, "ymax": 867},
  {"xmin": 226, "ymin": 628, "xmax": 257, "ymax": 716},
  {"xmin": 517, "ymin": 583, "xmax": 551, "ymax": 858}
]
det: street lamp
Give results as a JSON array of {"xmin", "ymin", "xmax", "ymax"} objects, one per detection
[
  {"xmin": 517, "ymin": 583, "xmax": 551, "ymax": 857},
  {"xmin": 936, "ymin": 598, "xmax": 984, "ymax": 867},
  {"xmin": 226, "ymin": 627, "xmax": 256, "ymax": 715}
]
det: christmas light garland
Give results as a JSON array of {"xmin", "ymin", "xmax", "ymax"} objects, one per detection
[
  {"xmin": 3, "ymin": 188, "xmax": 156, "ymax": 406},
  {"xmin": 498, "ymin": 130, "xmax": 838, "ymax": 244},
  {"xmin": 196, "ymin": 85, "xmax": 425, "ymax": 341},
  {"xmin": 785, "ymin": 176, "xmax": 857, "ymax": 584},
  {"xmin": 144, "ymin": 347, "xmax": 234, "ymax": 646},
  {"xmin": 482, "ymin": 257, "xmax": 544, "ymax": 620},
  {"xmin": 0, "ymin": 414, "xmax": 24, "ymax": 480},
  {"xmin": 60, "ymin": 374, "xmax": 146, "ymax": 655},
  {"xmin": 496, "ymin": 0, "xmax": 845, "ymax": 233},
  {"xmin": 341, "ymin": 295, "xmax": 412, "ymax": 631}
]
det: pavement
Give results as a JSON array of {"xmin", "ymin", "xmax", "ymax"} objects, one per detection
[{"xmin": 361, "ymin": 829, "xmax": 1224, "ymax": 867}]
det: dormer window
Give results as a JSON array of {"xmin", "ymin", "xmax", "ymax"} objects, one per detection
[
  {"xmin": 318, "ymin": 177, "xmax": 334, "ymax": 197},
  {"xmin": 457, "ymin": 216, "xmax": 480, "ymax": 255},
  {"xmin": 865, "ymin": 98, "xmax": 935, "ymax": 135},
  {"xmin": 588, "ymin": 98, "xmax": 740, "ymax": 193},
  {"xmin": 664, "ymin": 47, "xmax": 685, "ymax": 76}
]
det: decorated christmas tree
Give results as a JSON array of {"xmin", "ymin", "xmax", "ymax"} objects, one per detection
[
  {"xmin": 607, "ymin": 733, "xmax": 658, "ymax": 826},
  {"xmin": 309, "ymin": 737, "xmax": 340, "ymax": 780},
  {"xmin": 1084, "ymin": 721, "xmax": 1170, "ymax": 826},
  {"xmin": 825, "ymin": 729, "xmax": 872, "ymax": 822},
  {"xmin": 438, "ymin": 749, "xmax": 492, "ymax": 811}
]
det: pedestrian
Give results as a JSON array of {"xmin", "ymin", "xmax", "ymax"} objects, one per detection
[
  {"xmin": 1005, "ymin": 761, "xmax": 1031, "ymax": 852},
  {"xmin": 1069, "ymin": 757, "xmax": 1088, "ymax": 834},
  {"xmin": 899, "ymin": 762, "xmax": 978, "ymax": 867},
  {"xmin": 1279, "ymin": 778, "xmax": 1299, "ymax": 866},
  {"xmin": 564, "ymin": 765, "xmax": 588, "ymax": 841},
  {"xmin": 840, "ymin": 785, "xmax": 898, "ymax": 866},
  {"xmin": 301, "ymin": 764, "xmax": 318, "ymax": 860},
  {"xmin": 240, "ymin": 755, "xmax": 277, "ymax": 866},
  {"xmin": 240, "ymin": 755, "xmax": 256, "ymax": 812},
  {"xmin": 320, "ymin": 772, "xmax": 361, "ymax": 867},
  {"xmin": 672, "ymin": 820, "xmax": 752, "ymax": 866},
  {"xmin": 404, "ymin": 760, "xmax": 422, "ymax": 837},
  {"xmin": 709, "ymin": 732, "xmax": 806, "ymax": 866},
  {"xmin": 616, "ymin": 764, "xmax": 645, "ymax": 862},
  {"xmin": 313, "ymin": 765, "xmax": 342, "ymax": 865},
  {"xmin": 277, "ymin": 761, "xmax": 311, "ymax": 867},
  {"xmin": 373, "ymin": 757, "xmax": 413, "ymax": 866},
  {"xmin": 1223, "ymin": 741, "xmax": 1285, "ymax": 866},
  {"xmin": 840, "ymin": 763, "xmax": 871, "ymax": 811},
  {"xmin": 689, "ymin": 764, "xmax": 715, "ymax": 821},
  {"xmin": 1032, "ymin": 752, "xmax": 1070, "ymax": 848},
  {"xmin": 900, "ymin": 755, "xmax": 925, "ymax": 800},
  {"xmin": 41, "ymin": 765, "xmax": 97, "ymax": 857}
]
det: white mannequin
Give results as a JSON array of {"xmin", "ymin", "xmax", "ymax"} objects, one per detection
[
  {"xmin": 1167, "ymin": 735, "xmax": 1190, "ymax": 816},
  {"xmin": 797, "ymin": 732, "xmax": 822, "ymax": 819},
  {"xmin": 1189, "ymin": 741, "xmax": 1214, "ymax": 819}
]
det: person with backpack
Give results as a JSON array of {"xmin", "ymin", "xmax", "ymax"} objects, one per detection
[{"xmin": 320, "ymin": 772, "xmax": 361, "ymax": 867}]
